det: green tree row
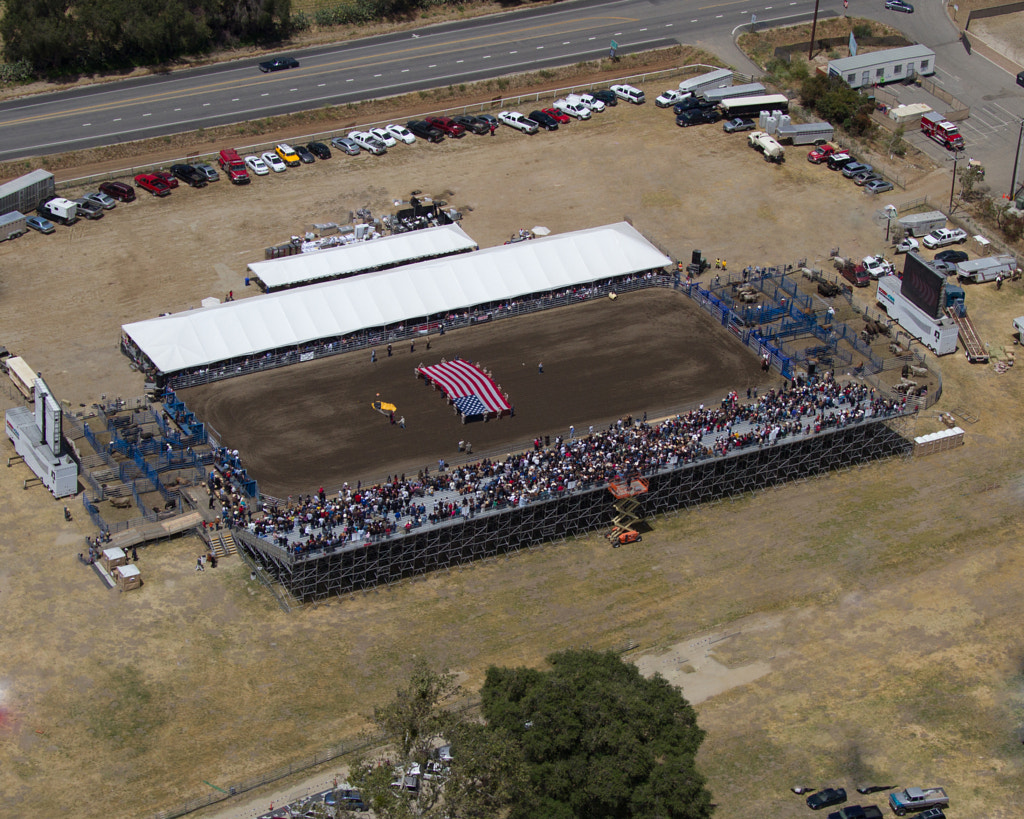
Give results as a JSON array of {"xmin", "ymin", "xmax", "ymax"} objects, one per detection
[
  {"xmin": 1, "ymin": 0, "xmax": 292, "ymax": 76},
  {"xmin": 352, "ymin": 650, "xmax": 714, "ymax": 819},
  {"xmin": 800, "ymin": 73, "xmax": 876, "ymax": 138}
]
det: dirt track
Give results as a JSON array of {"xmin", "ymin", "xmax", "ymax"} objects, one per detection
[{"xmin": 181, "ymin": 290, "xmax": 767, "ymax": 495}]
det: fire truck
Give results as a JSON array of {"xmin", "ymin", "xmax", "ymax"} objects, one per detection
[{"xmin": 921, "ymin": 111, "xmax": 965, "ymax": 150}]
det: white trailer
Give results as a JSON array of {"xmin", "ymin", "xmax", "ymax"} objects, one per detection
[
  {"xmin": 828, "ymin": 44, "xmax": 935, "ymax": 89},
  {"xmin": 876, "ymin": 274, "xmax": 958, "ymax": 355},
  {"xmin": 0, "ymin": 169, "xmax": 55, "ymax": 218},
  {"xmin": 678, "ymin": 68, "xmax": 733, "ymax": 96},
  {"xmin": 776, "ymin": 121, "xmax": 834, "ymax": 145},
  {"xmin": 955, "ymin": 254, "xmax": 1018, "ymax": 283},
  {"xmin": 1013, "ymin": 316, "xmax": 1024, "ymax": 340},
  {"xmin": 0, "ymin": 210, "xmax": 27, "ymax": 241},
  {"xmin": 701, "ymin": 82, "xmax": 765, "ymax": 103},
  {"xmin": 897, "ymin": 211, "xmax": 947, "ymax": 237}
]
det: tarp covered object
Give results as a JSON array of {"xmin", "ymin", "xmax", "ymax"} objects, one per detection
[{"xmin": 123, "ymin": 222, "xmax": 672, "ymax": 376}]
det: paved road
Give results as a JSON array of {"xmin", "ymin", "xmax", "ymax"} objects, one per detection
[
  {"xmin": 0, "ymin": 0, "xmax": 836, "ymax": 161},
  {"xmin": 1, "ymin": 0, "xmax": 1021, "ymax": 196}
]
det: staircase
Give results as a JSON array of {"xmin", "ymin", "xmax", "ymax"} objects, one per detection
[
  {"xmin": 947, "ymin": 306, "xmax": 989, "ymax": 363},
  {"xmin": 210, "ymin": 531, "xmax": 238, "ymax": 559}
]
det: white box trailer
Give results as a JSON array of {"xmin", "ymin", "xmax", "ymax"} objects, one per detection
[
  {"xmin": 678, "ymin": 68, "xmax": 733, "ymax": 96},
  {"xmin": 828, "ymin": 44, "xmax": 935, "ymax": 89},
  {"xmin": 955, "ymin": 254, "xmax": 1018, "ymax": 283},
  {"xmin": 720, "ymin": 94, "xmax": 789, "ymax": 119},
  {"xmin": 0, "ymin": 169, "xmax": 55, "ymax": 218},
  {"xmin": 701, "ymin": 82, "xmax": 765, "ymax": 103},
  {"xmin": 898, "ymin": 210, "xmax": 947, "ymax": 237},
  {"xmin": 0, "ymin": 210, "xmax": 27, "ymax": 241},
  {"xmin": 776, "ymin": 121, "xmax": 834, "ymax": 145},
  {"xmin": 1013, "ymin": 316, "xmax": 1024, "ymax": 340}
]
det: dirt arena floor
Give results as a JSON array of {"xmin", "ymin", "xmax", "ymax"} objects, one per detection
[
  {"xmin": 181, "ymin": 290, "xmax": 767, "ymax": 496},
  {"xmin": 4, "ymin": 59, "xmax": 1024, "ymax": 819}
]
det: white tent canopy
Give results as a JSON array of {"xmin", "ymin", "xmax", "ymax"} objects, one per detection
[
  {"xmin": 247, "ymin": 223, "xmax": 479, "ymax": 291},
  {"xmin": 123, "ymin": 222, "xmax": 671, "ymax": 375}
]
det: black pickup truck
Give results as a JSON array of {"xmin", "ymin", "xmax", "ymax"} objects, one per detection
[{"xmin": 827, "ymin": 806, "xmax": 883, "ymax": 819}]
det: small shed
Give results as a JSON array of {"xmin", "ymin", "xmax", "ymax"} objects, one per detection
[
  {"xmin": 115, "ymin": 563, "xmax": 142, "ymax": 591},
  {"xmin": 888, "ymin": 102, "xmax": 932, "ymax": 125},
  {"xmin": 828, "ymin": 45, "xmax": 936, "ymax": 89},
  {"xmin": 101, "ymin": 547, "xmax": 127, "ymax": 572}
]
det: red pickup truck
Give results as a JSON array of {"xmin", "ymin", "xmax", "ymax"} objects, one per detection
[
  {"xmin": 807, "ymin": 144, "xmax": 837, "ymax": 164},
  {"xmin": 218, "ymin": 148, "xmax": 251, "ymax": 185}
]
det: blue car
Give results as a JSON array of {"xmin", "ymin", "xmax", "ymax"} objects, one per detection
[{"xmin": 26, "ymin": 215, "xmax": 56, "ymax": 234}]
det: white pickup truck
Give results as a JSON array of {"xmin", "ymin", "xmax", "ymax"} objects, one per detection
[
  {"xmin": 553, "ymin": 98, "xmax": 591, "ymax": 120},
  {"xmin": 497, "ymin": 111, "xmax": 539, "ymax": 134}
]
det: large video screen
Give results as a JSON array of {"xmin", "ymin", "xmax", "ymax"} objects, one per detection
[{"xmin": 900, "ymin": 253, "xmax": 944, "ymax": 320}]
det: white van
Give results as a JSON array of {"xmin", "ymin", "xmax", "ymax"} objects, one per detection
[{"xmin": 610, "ymin": 84, "xmax": 645, "ymax": 104}]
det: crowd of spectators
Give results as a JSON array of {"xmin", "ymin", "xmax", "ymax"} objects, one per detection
[{"xmin": 213, "ymin": 372, "xmax": 908, "ymax": 559}]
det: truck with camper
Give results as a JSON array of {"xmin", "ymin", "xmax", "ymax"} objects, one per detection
[
  {"xmin": 776, "ymin": 121, "xmax": 834, "ymax": 145},
  {"xmin": 888, "ymin": 787, "xmax": 949, "ymax": 816},
  {"xmin": 217, "ymin": 148, "xmax": 251, "ymax": 184},
  {"xmin": 920, "ymin": 112, "xmax": 964, "ymax": 150},
  {"xmin": 897, "ymin": 210, "xmax": 948, "ymax": 237},
  {"xmin": 37, "ymin": 196, "xmax": 78, "ymax": 225},
  {"xmin": 955, "ymin": 254, "xmax": 1018, "ymax": 283}
]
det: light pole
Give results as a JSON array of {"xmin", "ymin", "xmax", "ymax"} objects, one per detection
[
  {"xmin": 808, "ymin": 0, "xmax": 821, "ymax": 60},
  {"xmin": 948, "ymin": 149, "xmax": 964, "ymax": 213},
  {"xmin": 1010, "ymin": 117, "xmax": 1024, "ymax": 203}
]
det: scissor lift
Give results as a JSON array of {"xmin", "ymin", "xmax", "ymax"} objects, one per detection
[{"xmin": 606, "ymin": 477, "xmax": 649, "ymax": 544}]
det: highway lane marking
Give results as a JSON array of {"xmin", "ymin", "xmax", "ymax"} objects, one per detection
[
  {"xmin": 83, "ymin": 123, "xmax": 91, "ymax": 126},
  {"xmin": 317, "ymin": 83, "xmax": 326, "ymax": 87},
  {"xmin": 113, "ymin": 118, "xmax": 121, "ymax": 122},
  {"xmin": 143, "ymin": 112, "xmax": 151, "ymax": 116},
  {"xmin": 261, "ymin": 92, "xmax": 269, "ymax": 96},
  {"xmin": 0, "ymin": 16, "xmax": 641, "ymax": 130},
  {"xmin": 401, "ymin": 68, "xmax": 410, "ymax": 72},
  {"xmin": 563, "ymin": 41, "xmax": 571, "ymax": 44},
  {"xmin": 204, "ymin": 102, "xmax": 211, "ymax": 106},
  {"xmin": 232, "ymin": 98, "xmax": 240, "ymax": 101}
]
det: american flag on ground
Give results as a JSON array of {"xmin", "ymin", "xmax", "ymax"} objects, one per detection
[
  {"xmin": 453, "ymin": 395, "xmax": 489, "ymax": 418},
  {"xmin": 416, "ymin": 358, "xmax": 512, "ymax": 417}
]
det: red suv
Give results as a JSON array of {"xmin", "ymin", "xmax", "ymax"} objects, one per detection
[
  {"xmin": 98, "ymin": 181, "xmax": 136, "ymax": 202},
  {"xmin": 425, "ymin": 116, "xmax": 465, "ymax": 137},
  {"xmin": 152, "ymin": 170, "xmax": 179, "ymax": 189},
  {"xmin": 134, "ymin": 173, "xmax": 172, "ymax": 197}
]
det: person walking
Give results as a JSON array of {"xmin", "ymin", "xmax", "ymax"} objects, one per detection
[
  {"xmin": 399, "ymin": 416, "xmax": 406, "ymax": 428},
  {"xmin": 538, "ymin": 362, "xmax": 544, "ymax": 373},
  {"xmin": 195, "ymin": 556, "xmax": 204, "ymax": 572},
  {"xmin": 371, "ymin": 349, "xmax": 377, "ymax": 363}
]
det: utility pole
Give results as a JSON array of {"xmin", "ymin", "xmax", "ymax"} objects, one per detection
[
  {"xmin": 808, "ymin": 0, "xmax": 821, "ymax": 61},
  {"xmin": 948, "ymin": 149, "xmax": 964, "ymax": 213},
  {"xmin": 1010, "ymin": 117, "xmax": 1024, "ymax": 203}
]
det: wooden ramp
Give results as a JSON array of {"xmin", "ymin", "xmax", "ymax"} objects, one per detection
[
  {"xmin": 947, "ymin": 307, "xmax": 989, "ymax": 363},
  {"xmin": 210, "ymin": 531, "xmax": 238, "ymax": 559},
  {"xmin": 107, "ymin": 511, "xmax": 204, "ymax": 551}
]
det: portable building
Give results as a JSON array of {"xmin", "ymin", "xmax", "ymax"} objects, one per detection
[
  {"xmin": 828, "ymin": 45, "xmax": 935, "ymax": 89},
  {"xmin": 0, "ymin": 210, "xmax": 27, "ymax": 241},
  {"xmin": 898, "ymin": 210, "xmax": 947, "ymax": 237},
  {"xmin": 720, "ymin": 94, "xmax": 789, "ymax": 119},
  {"xmin": 0, "ymin": 169, "xmax": 55, "ymax": 217},
  {"xmin": 701, "ymin": 82, "xmax": 765, "ymax": 103},
  {"xmin": 678, "ymin": 68, "xmax": 733, "ymax": 96}
]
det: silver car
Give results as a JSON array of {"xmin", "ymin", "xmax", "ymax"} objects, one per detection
[
  {"xmin": 192, "ymin": 163, "xmax": 220, "ymax": 182},
  {"xmin": 83, "ymin": 190, "xmax": 117, "ymax": 210},
  {"xmin": 331, "ymin": 136, "xmax": 361, "ymax": 156}
]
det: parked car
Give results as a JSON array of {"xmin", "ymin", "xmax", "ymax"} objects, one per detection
[
  {"xmin": 83, "ymin": 190, "xmax": 117, "ymax": 209},
  {"xmin": 885, "ymin": 0, "xmax": 914, "ymax": 12},
  {"xmin": 529, "ymin": 110, "xmax": 560, "ymax": 131},
  {"xmin": 170, "ymin": 163, "xmax": 208, "ymax": 187},
  {"xmin": 244, "ymin": 155, "xmax": 270, "ymax": 175},
  {"xmin": 916, "ymin": 809, "xmax": 946, "ymax": 819},
  {"xmin": 258, "ymin": 56, "xmax": 299, "ymax": 72},
  {"xmin": 673, "ymin": 97, "xmax": 715, "ymax": 115},
  {"xmin": 385, "ymin": 124, "xmax": 416, "ymax": 144},
  {"xmin": 452, "ymin": 115, "xmax": 490, "ymax": 135},
  {"xmin": 330, "ymin": 136, "xmax": 362, "ymax": 155},
  {"xmin": 865, "ymin": 178, "xmax": 895, "ymax": 193},
  {"xmin": 723, "ymin": 117, "xmax": 756, "ymax": 133},
  {"xmin": 656, "ymin": 88, "xmax": 690, "ymax": 108},
  {"xmin": 406, "ymin": 120, "xmax": 444, "ymax": 143},
  {"xmin": 862, "ymin": 254, "xmax": 894, "ymax": 278},
  {"xmin": 932, "ymin": 259, "xmax": 958, "ymax": 275},
  {"xmin": 293, "ymin": 144, "xmax": 317, "ymax": 164},
  {"xmin": 98, "ymin": 180, "xmax": 136, "ymax": 202},
  {"xmin": 808, "ymin": 144, "xmax": 838, "ymax": 163},
  {"xmin": 578, "ymin": 93, "xmax": 605, "ymax": 112},
  {"xmin": 840, "ymin": 262, "xmax": 871, "ymax": 287},
  {"xmin": 134, "ymin": 173, "xmax": 172, "ymax": 196},
  {"xmin": 261, "ymin": 151, "xmax": 287, "ymax": 172},
  {"xmin": 74, "ymin": 197, "xmax": 104, "ymax": 219},
  {"xmin": 425, "ymin": 116, "xmax": 466, "ymax": 137},
  {"xmin": 677, "ymin": 108, "xmax": 721, "ymax": 126},
  {"xmin": 827, "ymin": 152, "xmax": 855, "ymax": 170},
  {"xmin": 610, "ymin": 83, "xmax": 645, "ymax": 104},
  {"xmin": 807, "ymin": 788, "xmax": 848, "ymax": 811},
  {"xmin": 935, "ymin": 249, "xmax": 969, "ymax": 263},
  {"xmin": 307, "ymin": 141, "xmax": 332, "ymax": 159},
  {"xmin": 553, "ymin": 98, "xmax": 591, "ymax": 120},
  {"xmin": 542, "ymin": 107, "xmax": 571, "ymax": 124},
  {"xmin": 347, "ymin": 131, "xmax": 387, "ymax": 155},
  {"xmin": 826, "ymin": 806, "xmax": 884, "ymax": 819},
  {"xmin": 1018, "ymin": 70, "xmax": 1024, "ymax": 88},
  {"xmin": 584, "ymin": 89, "xmax": 615, "ymax": 107},
  {"xmin": 369, "ymin": 127, "xmax": 398, "ymax": 147},
  {"xmin": 26, "ymin": 215, "xmax": 56, "ymax": 234},
  {"xmin": 475, "ymin": 113, "xmax": 499, "ymax": 131},
  {"xmin": 497, "ymin": 111, "xmax": 539, "ymax": 134},
  {"xmin": 842, "ymin": 161, "xmax": 873, "ymax": 178},
  {"xmin": 275, "ymin": 143, "xmax": 301, "ymax": 167},
  {"xmin": 152, "ymin": 170, "xmax": 178, "ymax": 189},
  {"xmin": 192, "ymin": 163, "xmax": 220, "ymax": 182},
  {"xmin": 922, "ymin": 227, "xmax": 968, "ymax": 248},
  {"xmin": 895, "ymin": 236, "xmax": 919, "ymax": 253},
  {"xmin": 853, "ymin": 171, "xmax": 883, "ymax": 186}
]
